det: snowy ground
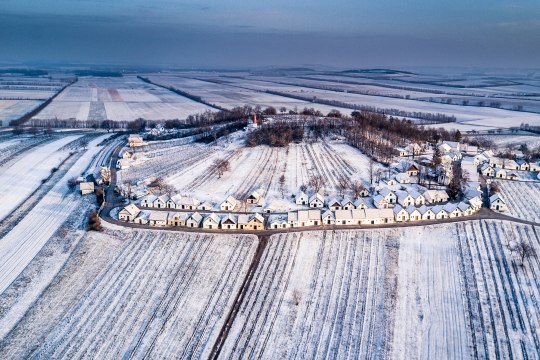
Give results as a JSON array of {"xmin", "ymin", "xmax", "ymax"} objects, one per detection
[
  {"xmin": 32, "ymin": 76, "xmax": 214, "ymax": 122},
  {"xmin": 2, "ymin": 220, "xmax": 540, "ymax": 358},
  {"xmin": 0, "ymin": 135, "xmax": 81, "ymax": 221},
  {"xmin": 118, "ymin": 135, "xmax": 380, "ymax": 211},
  {"xmin": 0, "ymin": 133, "xmax": 112, "ymax": 295},
  {"xmin": 497, "ymin": 181, "xmax": 540, "ymax": 222}
]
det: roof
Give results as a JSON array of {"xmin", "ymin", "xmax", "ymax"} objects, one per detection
[
  {"xmin": 458, "ymin": 202, "xmax": 471, "ymax": 211},
  {"xmin": 309, "ymin": 193, "xmax": 324, "ymax": 202},
  {"xmin": 393, "ymin": 205, "xmax": 405, "ymax": 214},
  {"xmin": 373, "ymin": 194, "xmax": 386, "ymax": 204},
  {"xmin": 149, "ymin": 211, "xmax": 168, "ymax": 222},
  {"xmin": 432, "ymin": 205, "xmax": 447, "ymax": 214},
  {"xmin": 443, "ymin": 203, "xmax": 457, "ymax": 212},
  {"xmin": 221, "ymin": 213, "xmax": 238, "ymax": 224},
  {"xmin": 268, "ymin": 214, "xmax": 287, "ymax": 223},
  {"xmin": 379, "ymin": 188, "xmax": 394, "ymax": 197},
  {"xmin": 379, "ymin": 208, "xmax": 394, "ymax": 218},
  {"xmin": 189, "ymin": 212, "xmax": 203, "ymax": 222},
  {"xmin": 224, "ymin": 196, "xmax": 239, "ymax": 206},
  {"xmin": 396, "ymin": 173, "xmax": 411, "ymax": 182},
  {"xmin": 322, "ymin": 210, "xmax": 335, "ymax": 219},
  {"xmin": 178, "ymin": 197, "xmax": 200, "ymax": 205},
  {"xmin": 406, "ymin": 206, "xmax": 421, "ymax": 215},
  {"xmin": 297, "ymin": 210, "xmax": 321, "ymax": 221},
  {"xmin": 297, "ymin": 191, "xmax": 308, "ymax": 199},
  {"xmin": 490, "ymin": 194, "xmax": 504, "ymax": 203},
  {"xmin": 204, "ymin": 213, "xmax": 221, "ymax": 224},
  {"xmin": 80, "ymin": 182, "xmax": 94, "ymax": 191},
  {"xmin": 248, "ymin": 191, "xmax": 261, "ymax": 200},
  {"xmin": 335, "ymin": 210, "xmax": 353, "ymax": 220},
  {"xmin": 121, "ymin": 204, "xmax": 140, "ymax": 216}
]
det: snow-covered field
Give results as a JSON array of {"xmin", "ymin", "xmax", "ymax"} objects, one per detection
[
  {"xmin": 2, "ymin": 219, "xmax": 540, "ymax": 358},
  {"xmin": 0, "ymin": 135, "xmax": 81, "ymax": 221},
  {"xmin": 118, "ymin": 136, "xmax": 379, "ymax": 210},
  {"xmin": 221, "ymin": 230, "xmax": 398, "ymax": 359},
  {"xmin": 0, "ymin": 100, "xmax": 42, "ymax": 126},
  {"xmin": 0, "ymin": 134, "xmax": 112, "ymax": 295},
  {"xmin": 1, "ymin": 229, "xmax": 258, "ymax": 359},
  {"xmin": 498, "ymin": 181, "xmax": 540, "ymax": 222},
  {"xmin": 32, "ymin": 76, "xmax": 213, "ymax": 122},
  {"xmin": 145, "ymin": 75, "xmax": 355, "ymax": 115}
]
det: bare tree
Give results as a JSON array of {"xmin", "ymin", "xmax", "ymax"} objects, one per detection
[
  {"xmin": 309, "ymin": 174, "xmax": 324, "ymax": 193},
  {"xmin": 79, "ymin": 138, "xmax": 89, "ymax": 150},
  {"xmin": 279, "ymin": 175, "xmax": 286, "ymax": 198},
  {"xmin": 67, "ymin": 177, "xmax": 78, "ymax": 191},
  {"xmin": 213, "ymin": 158, "xmax": 231, "ymax": 179},
  {"xmin": 337, "ymin": 176, "xmax": 349, "ymax": 197},
  {"xmin": 514, "ymin": 239, "xmax": 536, "ymax": 266},
  {"xmin": 350, "ymin": 181, "xmax": 366, "ymax": 198},
  {"xmin": 300, "ymin": 184, "xmax": 308, "ymax": 193},
  {"xmin": 368, "ymin": 158, "xmax": 375, "ymax": 185}
]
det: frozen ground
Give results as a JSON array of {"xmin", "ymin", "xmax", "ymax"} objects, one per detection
[
  {"xmin": 1, "ymin": 221, "xmax": 539, "ymax": 358},
  {"xmin": 498, "ymin": 181, "xmax": 540, "ymax": 222},
  {"xmin": 32, "ymin": 76, "xmax": 213, "ymax": 122},
  {"xmin": 0, "ymin": 134, "xmax": 112, "ymax": 295},
  {"xmin": 0, "ymin": 135, "xmax": 81, "ymax": 221}
]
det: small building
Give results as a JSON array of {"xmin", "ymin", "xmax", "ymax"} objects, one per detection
[
  {"xmin": 221, "ymin": 196, "xmax": 239, "ymax": 211},
  {"xmin": 354, "ymin": 198, "xmax": 368, "ymax": 210},
  {"xmin": 203, "ymin": 213, "xmax": 221, "ymax": 229},
  {"xmin": 167, "ymin": 194, "xmax": 183, "ymax": 208},
  {"xmin": 140, "ymin": 194, "xmax": 157, "ymax": 207},
  {"xmin": 246, "ymin": 191, "xmax": 262, "ymax": 204},
  {"xmin": 504, "ymin": 159, "xmax": 519, "ymax": 170},
  {"xmin": 328, "ymin": 198, "xmax": 342, "ymax": 211},
  {"xmin": 480, "ymin": 163, "xmax": 495, "ymax": 177},
  {"xmin": 529, "ymin": 162, "xmax": 540, "ymax": 172},
  {"xmin": 410, "ymin": 191, "xmax": 425, "ymax": 206},
  {"xmin": 396, "ymin": 173, "xmax": 412, "ymax": 184},
  {"xmin": 295, "ymin": 191, "xmax": 309, "ymax": 206},
  {"xmin": 494, "ymin": 167, "xmax": 507, "ymax": 179},
  {"xmin": 309, "ymin": 193, "xmax": 325, "ymax": 208},
  {"xmin": 198, "ymin": 201, "xmax": 213, "ymax": 211},
  {"xmin": 419, "ymin": 205, "xmax": 436, "ymax": 220},
  {"xmin": 516, "ymin": 159, "xmax": 530, "ymax": 171},
  {"xmin": 221, "ymin": 214, "xmax": 238, "ymax": 229},
  {"xmin": 116, "ymin": 159, "xmax": 131, "ymax": 170},
  {"xmin": 393, "ymin": 205, "xmax": 409, "ymax": 222},
  {"xmin": 373, "ymin": 195, "xmax": 389, "ymax": 209},
  {"xmin": 341, "ymin": 198, "xmax": 355, "ymax": 210},
  {"xmin": 119, "ymin": 204, "xmax": 141, "ymax": 221},
  {"xmin": 134, "ymin": 211, "xmax": 150, "ymax": 225},
  {"xmin": 406, "ymin": 206, "xmax": 422, "ymax": 221},
  {"xmin": 468, "ymin": 196, "xmax": 483, "ymax": 211},
  {"xmin": 490, "ymin": 194, "xmax": 507, "ymax": 212},
  {"xmin": 80, "ymin": 182, "xmax": 95, "ymax": 195},
  {"xmin": 186, "ymin": 212, "xmax": 203, "ymax": 228},
  {"xmin": 268, "ymin": 215, "xmax": 288, "ymax": 229},
  {"xmin": 128, "ymin": 134, "xmax": 144, "ymax": 147},
  {"xmin": 296, "ymin": 210, "xmax": 321, "ymax": 227},
  {"xmin": 432, "ymin": 205, "xmax": 448, "ymax": 219},
  {"xmin": 397, "ymin": 192, "xmax": 415, "ymax": 207},
  {"xmin": 177, "ymin": 197, "xmax": 200, "ymax": 210},
  {"xmin": 379, "ymin": 188, "xmax": 397, "ymax": 204},
  {"xmin": 322, "ymin": 210, "xmax": 336, "ymax": 225},
  {"xmin": 458, "ymin": 202, "xmax": 473, "ymax": 216},
  {"xmin": 423, "ymin": 190, "xmax": 449, "ymax": 204},
  {"xmin": 168, "ymin": 212, "xmax": 188, "ymax": 227},
  {"xmin": 406, "ymin": 164, "xmax": 420, "ymax": 177},
  {"xmin": 153, "ymin": 195, "xmax": 169, "ymax": 209},
  {"xmin": 335, "ymin": 210, "xmax": 354, "ymax": 225},
  {"xmin": 238, "ymin": 213, "xmax": 265, "ymax": 230},
  {"xmin": 149, "ymin": 211, "xmax": 168, "ymax": 226}
]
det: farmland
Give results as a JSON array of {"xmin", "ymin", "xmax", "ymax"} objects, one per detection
[
  {"xmin": 32, "ymin": 76, "xmax": 213, "ymax": 122},
  {"xmin": 498, "ymin": 181, "xmax": 540, "ymax": 222},
  {"xmin": 0, "ymin": 229, "xmax": 258, "ymax": 359},
  {"xmin": 117, "ymin": 135, "xmax": 379, "ymax": 211},
  {"xmin": 0, "ymin": 76, "xmax": 69, "ymax": 126},
  {"xmin": 3, "ymin": 221, "xmax": 540, "ymax": 358}
]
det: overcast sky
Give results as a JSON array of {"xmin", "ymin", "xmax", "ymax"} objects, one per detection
[{"xmin": 1, "ymin": 0, "xmax": 539, "ymax": 69}]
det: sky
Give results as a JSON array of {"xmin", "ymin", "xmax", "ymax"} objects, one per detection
[{"xmin": 1, "ymin": 0, "xmax": 539, "ymax": 69}]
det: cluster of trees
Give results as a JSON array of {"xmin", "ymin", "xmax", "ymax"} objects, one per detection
[
  {"xmin": 87, "ymin": 210, "xmax": 102, "ymax": 231},
  {"xmin": 340, "ymin": 111, "xmax": 462, "ymax": 164},
  {"xmin": 246, "ymin": 121, "xmax": 304, "ymax": 147},
  {"xmin": 264, "ymin": 90, "xmax": 457, "ymax": 123}
]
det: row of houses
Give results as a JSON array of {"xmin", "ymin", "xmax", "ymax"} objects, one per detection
[
  {"xmin": 139, "ymin": 192, "xmax": 264, "ymax": 212},
  {"xmin": 118, "ymin": 194, "xmax": 487, "ymax": 230}
]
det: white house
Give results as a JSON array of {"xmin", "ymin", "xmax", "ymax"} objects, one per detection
[
  {"xmin": 468, "ymin": 196, "xmax": 483, "ymax": 211},
  {"xmin": 419, "ymin": 205, "xmax": 436, "ymax": 220},
  {"xmin": 504, "ymin": 159, "xmax": 519, "ymax": 170},
  {"xmin": 203, "ymin": 213, "xmax": 221, "ymax": 229},
  {"xmin": 198, "ymin": 201, "xmax": 213, "ymax": 211},
  {"xmin": 530, "ymin": 162, "xmax": 540, "ymax": 172},
  {"xmin": 80, "ymin": 182, "xmax": 95, "ymax": 195},
  {"xmin": 458, "ymin": 202, "xmax": 473, "ymax": 216},
  {"xmin": 423, "ymin": 190, "xmax": 449, "ymax": 204},
  {"xmin": 397, "ymin": 192, "xmax": 415, "ymax": 207},
  {"xmin": 309, "ymin": 193, "xmax": 325, "ymax": 208},
  {"xmin": 153, "ymin": 195, "xmax": 169, "ymax": 209},
  {"xmin": 221, "ymin": 214, "xmax": 238, "ymax": 229},
  {"xmin": 341, "ymin": 198, "xmax": 355, "ymax": 210},
  {"xmin": 177, "ymin": 197, "xmax": 200, "ymax": 210},
  {"xmin": 168, "ymin": 212, "xmax": 188, "ymax": 227},
  {"xmin": 406, "ymin": 206, "xmax": 422, "ymax": 221},
  {"xmin": 354, "ymin": 198, "xmax": 368, "ymax": 210},
  {"xmin": 268, "ymin": 215, "xmax": 288, "ymax": 229},
  {"xmin": 379, "ymin": 188, "xmax": 397, "ymax": 204},
  {"xmin": 149, "ymin": 211, "xmax": 168, "ymax": 226},
  {"xmin": 480, "ymin": 163, "xmax": 495, "ymax": 177},
  {"xmin": 220, "ymin": 196, "xmax": 239, "ymax": 211},
  {"xmin": 186, "ymin": 212, "xmax": 203, "ymax": 227},
  {"xmin": 410, "ymin": 191, "xmax": 425, "ymax": 206},
  {"xmin": 296, "ymin": 210, "xmax": 321, "ymax": 227},
  {"xmin": 393, "ymin": 205, "xmax": 409, "ymax": 222},
  {"xmin": 335, "ymin": 210, "xmax": 354, "ymax": 225},
  {"xmin": 116, "ymin": 159, "xmax": 131, "ymax": 170},
  {"xmin": 432, "ymin": 205, "xmax": 449, "ymax": 219},
  {"xmin": 119, "ymin": 204, "xmax": 141, "ymax": 221},
  {"xmin": 328, "ymin": 198, "xmax": 342, "ymax": 211},
  {"xmin": 406, "ymin": 164, "xmax": 420, "ymax": 176},
  {"xmin": 495, "ymin": 167, "xmax": 507, "ymax": 179},
  {"xmin": 322, "ymin": 210, "xmax": 336, "ymax": 225},
  {"xmin": 490, "ymin": 194, "xmax": 507, "ymax": 212},
  {"xmin": 167, "ymin": 194, "xmax": 183, "ymax": 208},
  {"xmin": 295, "ymin": 191, "xmax": 309, "ymax": 206},
  {"xmin": 373, "ymin": 195, "xmax": 389, "ymax": 209},
  {"xmin": 246, "ymin": 190, "xmax": 262, "ymax": 204},
  {"xmin": 133, "ymin": 211, "xmax": 150, "ymax": 224},
  {"xmin": 516, "ymin": 160, "xmax": 530, "ymax": 171}
]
